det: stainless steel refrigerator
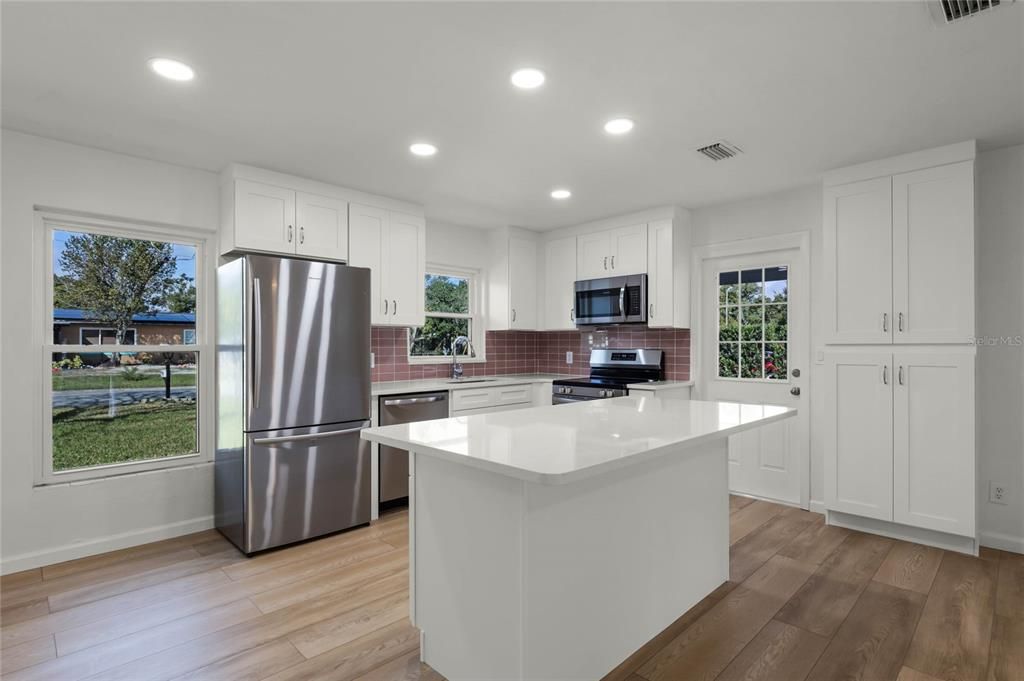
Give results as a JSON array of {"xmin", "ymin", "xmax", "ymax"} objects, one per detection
[{"xmin": 215, "ymin": 254, "xmax": 371, "ymax": 554}]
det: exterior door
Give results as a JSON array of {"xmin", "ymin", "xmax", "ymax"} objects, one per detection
[
  {"xmin": 700, "ymin": 249, "xmax": 808, "ymax": 507},
  {"xmin": 608, "ymin": 224, "xmax": 647, "ymax": 275},
  {"xmin": 823, "ymin": 177, "xmax": 893, "ymax": 344},
  {"xmin": 234, "ymin": 179, "xmax": 296, "ymax": 254},
  {"xmin": 892, "ymin": 161, "xmax": 975, "ymax": 344},
  {"xmin": 296, "ymin": 192, "xmax": 348, "ymax": 262},
  {"xmin": 246, "ymin": 255, "xmax": 371, "ymax": 432},
  {"xmin": 893, "ymin": 352, "xmax": 975, "ymax": 535},
  {"xmin": 384, "ymin": 212, "xmax": 426, "ymax": 326},
  {"xmin": 823, "ymin": 351, "xmax": 894, "ymax": 521},
  {"xmin": 348, "ymin": 203, "xmax": 386, "ymax": 324},
  {"xmin": 544, "ymin": 235, "xmax": 577, "ymax": 330},
  {"xmin": 508, "ymin": 236, "xmax": 537, "ymax": 329},
  {"xmin": 577, "ymin": 231, "xmax": 611, "ymax": 279}
]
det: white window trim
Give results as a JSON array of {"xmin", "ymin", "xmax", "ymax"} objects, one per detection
[
  {"xmin": 408, "ymin": 264, "xmax": 487, "ymax": 365},
  {"xmin": 78, "ymin": 327, "xmax": 138, "ymax": 345},
  {"xmin": 34, "ymin": 210, "xmax": 215, "ymax": 486},
  {"xmin": 714, "ymin": 264, "xmax": 791, "ymax": 384}
]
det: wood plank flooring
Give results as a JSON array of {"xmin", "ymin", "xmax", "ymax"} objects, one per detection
[{"xmin": 1, "ymin": 498, "xmax": 1019, "ymax": 681}]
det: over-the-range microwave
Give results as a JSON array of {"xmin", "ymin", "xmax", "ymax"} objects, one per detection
[{"xmin": 574, "ymin": 274, "xmax": 647, "ymax": 327}]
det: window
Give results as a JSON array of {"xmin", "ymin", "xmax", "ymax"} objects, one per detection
[
  {"xmin": 718, "ymin": 266, "xmax": 788, "ymax": 380},
  {"xmin": 408, "ymin": 268, "xmax": 482, "ymax": 361},
  {"xmin": 43, "ymin": 217, "xmax": 207, "ymax": 481}
]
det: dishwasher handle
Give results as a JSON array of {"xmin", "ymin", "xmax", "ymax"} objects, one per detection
[{"xmin": 382, "ymin": 395, "xmax": 447, "ymax": 407}]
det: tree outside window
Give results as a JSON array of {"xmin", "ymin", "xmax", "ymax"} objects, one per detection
[{"xmin": 718, "ymin": 266, "xmax": 788, "ymax": 380}]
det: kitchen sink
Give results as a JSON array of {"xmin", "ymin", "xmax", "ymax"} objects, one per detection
[{"xmin": 446, "ymin": 378, "xmax": 497, "ymax": 384}]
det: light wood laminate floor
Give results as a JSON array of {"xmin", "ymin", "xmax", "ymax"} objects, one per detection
[{"xmin": 1, "ymin": 498, "xmax": 1020, "ymax": 681}]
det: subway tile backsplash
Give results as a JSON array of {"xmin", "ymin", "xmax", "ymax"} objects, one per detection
[{"xmin": 371, "ymin": 327, "xmax": 690, "ymax": 383}]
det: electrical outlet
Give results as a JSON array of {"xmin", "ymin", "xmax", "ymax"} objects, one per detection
[
  {"xmin": 989, "ymin": 481, "xmax": 1008, "ymax": 505},
  {"xmin": 370, "ymin": 352, "xmax": 375, "ymax": 369},
  {"xmin": 566, "ymin": 351, "xmax": 573, "ymax": 365}
]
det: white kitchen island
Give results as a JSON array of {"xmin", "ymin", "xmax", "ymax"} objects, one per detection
[{"xmin": 361, "ymin": 396, "xmax": 795, "ymax": 681}]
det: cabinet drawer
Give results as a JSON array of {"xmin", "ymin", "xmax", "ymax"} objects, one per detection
[
  {"xmin": 451, "ymin": 388, "xmax": 494, "ymax": 411},
  {"xmin": 494, "ymin": 385, "xmax": 531, "ymax": 406},
  {"xmin": 452, "ymin": 402, "xmax": 533, "ymax": 418}
]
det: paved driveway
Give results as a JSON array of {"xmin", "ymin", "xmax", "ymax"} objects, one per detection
[{"xmin": 53, "ymin": 387, "xmax": 197, "ymax": 408}]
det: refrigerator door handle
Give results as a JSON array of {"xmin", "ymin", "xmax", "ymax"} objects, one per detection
[
  {"xmin": 252, "ymin": 277, "xmax": 263, "ymax": 409},
  {"xmin": 253, "ymin": 421, "xmax": 370, "ymax": 446}
]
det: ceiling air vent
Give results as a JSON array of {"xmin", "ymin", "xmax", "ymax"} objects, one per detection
[
  {"xmin": 696, "ymin": 141, "xmax": 742, "ymax": 162},
  {"xmin": 938, "ymin": 0, "xmax": 1006, "ymax": 22}
]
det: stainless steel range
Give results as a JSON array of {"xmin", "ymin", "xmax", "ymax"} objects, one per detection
[{"xmin": 552, "ymin": 348, "xmax": 664, "ymax": 404}]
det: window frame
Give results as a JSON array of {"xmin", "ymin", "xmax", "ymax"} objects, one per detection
[
  {"xmin": 407, "ymin": 264, "xmax": 486, "ymax": 364},
  {"xmin": 78, "ymin": 327, "xmax": 138, "ymax": 345},
  {"xmin": 34, "ymin": 211, "xmax": 214, "ymax": 485},
  {"xmin": 714, "ymin": 264, "xmax": 790, "ymax": 384}
]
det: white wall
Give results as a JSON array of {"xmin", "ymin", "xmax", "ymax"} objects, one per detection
[
  {"xmin": 425, "ymin": 220, "xmax": 493, "ymax": 272},
  {"xmin": 1, "ymin": 130, "xmax": 220, "ymax": 573},
  {"xmin": 690, "ymin": 186, "xmax": 826, "ymax": 507},
  {"xmin": 691, "ymin": 146, "xmax": 1024, "ymax": 552},
  {"xmin": 976, "ymin": 144, "xmax": 1024, "ymax": 552}
]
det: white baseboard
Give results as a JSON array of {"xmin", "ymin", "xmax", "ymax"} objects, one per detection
[
  {"xmin": 826, "ymin": 510, "xmax": 978, "ymax": 555},
  {"xmin": 1, "ymin": 515, "xmax": 215, "ymax": 575},
  {"xmin": 980, "ymin": 529, "xmax": 1024, "ymax": 555}
]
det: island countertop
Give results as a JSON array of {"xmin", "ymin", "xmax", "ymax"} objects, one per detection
[{"xmin": 361, "ymin": 396, "xmax": 795, "ymax": 485}]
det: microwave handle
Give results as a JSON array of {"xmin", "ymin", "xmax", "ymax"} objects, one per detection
[{"xmin": 619, "ymin": 286, "xmax": 627, "ymax": 320}]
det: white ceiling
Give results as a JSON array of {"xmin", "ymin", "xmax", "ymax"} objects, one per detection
[{"xmin": 3, "ymin": 1, "xmax": 1022, "ymax": 230}]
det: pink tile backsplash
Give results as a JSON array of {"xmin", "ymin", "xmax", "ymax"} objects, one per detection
[{"xmin": 371, "ymin": 327, "xmax": 690, "ymax": 382}]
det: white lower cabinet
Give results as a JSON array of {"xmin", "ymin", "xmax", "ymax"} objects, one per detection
[
  {"xmin": 450, "ymin": 384, "xmax": 533, "ymax": 416},
  {"xmin": 825, "ymin": 350, "xmax": 975, "ymax": 538}
]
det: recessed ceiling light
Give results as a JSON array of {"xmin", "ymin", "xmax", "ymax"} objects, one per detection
[
  {"xmin": 409, "ymin": 143, "xmax": 438, "ymax": 157},
  {"xmin": 510, "ymin": 68, "xmax": 546, "ymax": 90},
  {"xmin": 604, "ymin": 118, "xmax": 635, "ymax": 135},
  {"xmin": 148, "ymin": 57, "xmax": 194, "ymax": 82},
  {"xmin": 550, "ymin": 188, "xmax": 571, "ymax": 200}
]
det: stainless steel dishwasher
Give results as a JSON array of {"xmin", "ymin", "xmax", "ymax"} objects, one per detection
[{"xmin": 378, "ymin": 391, "xmax": 449, "ymax": 503}]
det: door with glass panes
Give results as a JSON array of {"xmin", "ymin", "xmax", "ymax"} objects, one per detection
[{"xmin": 700, "ymin": 250, "xmax": 808, "ymax": 507}]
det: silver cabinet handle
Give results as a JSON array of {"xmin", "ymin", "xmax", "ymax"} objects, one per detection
[
  {"xmin": 287, "ymin": 225, "xmax": 293, "ymax": 243},
  {"xmin": 898, "ymin": 312, "xmax": 904, "ymax": 333},
  {"xmin": 882, "ymin": 365, "xmax": 888, "ymax": 385},
  {"xmin": 253, "ymin": 421, "xmax": 370, "ymax": 446},
  {"xmin": 382, "ymin": 299, "xmax": 388, "ymax": 315},
  {"xmin": 882, "ymin": 313, "xmax": 888, "ymax": 332},
  {"xmin": 611, "ymin": 255, "xmax": 615, "ymax": 269},
  {"xmin": 252, "ymin": 277, "xmax": 262, "ymax": 409},
  {"xmin": 898, "ymin": 365, "xmax": 904, "ymax": 385},
  {"xmin": 603, "ymin": 256, "xmax": 608, "ymax": 270},
  {"xmin": 512, "ymin": 308, "xmax": 516, "ymax": 323},
  {"xmin": 393, "ymin": 299, "xmax": 398, "ymax": 316},
  {"xmin": 383, "ymin": 396, "xmax": 446, "ymax": 407},
  {"xmin": 570, "ymin": 308, "xmax": 574, "ymax": 322},
  {"xmin": 649, "ymin": 303, "xmax": 654, "ymax": 319},
  {"xmin": 299, "ymin": 226, "xmax": 305, "ymax": 244}
]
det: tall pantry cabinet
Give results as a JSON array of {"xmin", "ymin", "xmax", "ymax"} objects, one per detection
[{"xmin": 822, "ymin": 141, "xmax": 978, "ymax": 554}]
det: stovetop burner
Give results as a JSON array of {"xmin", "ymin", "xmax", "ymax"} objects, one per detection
[{"xmin": 551, "ymin": 348, "xmax": 665, "ymax": 403}]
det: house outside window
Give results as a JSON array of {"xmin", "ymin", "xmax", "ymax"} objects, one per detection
[
  {"xmin": 41, "ymin": 215, "xmax": 209, "ymax": 482},
  {"xmin": 408, "ymin": 267, "xmax": 484, "ymax": 362}
]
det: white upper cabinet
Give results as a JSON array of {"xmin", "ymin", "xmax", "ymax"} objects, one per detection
[
  {"xmin": 646, "ymin": 220, "xmax": 674, "ymax": 328},
  {"xmin": 892, "ymin": 161, "xmax": 975, "ymax": 343},
  {"xmin": 575, "ymin": 224, "xmax": 648, "ymax": 280},
  {"xmin": 232, "ymin": 180, "xmax": 297, "ymax": 254},
  {"xmin": 824, "ymin": 351, "xmax": 894, "ymax": 521},
  {"xmin": 543, "ymin": 236, "xmax": 577, "ymax": 330},
  {"xmin": 296, "ymin": 192, "xmax": 348, "ymax": 261},
  {"xmin": 349, "ymin": 204, "xmax": 425, "ymax": 327},
  {"xmin": 348, "ymin": 203, "xmax": 387, "ymax": 324},
  {"xmin": 508, "ymin": 236, "xmax": 538, "ymax": 329},
  {"xmin": 892, "ymin": 352, "xmax": 975, "ymax": 536},
  {"xmin": 823, "ymin": 177, "xmax": 893, "ymax": 344}
]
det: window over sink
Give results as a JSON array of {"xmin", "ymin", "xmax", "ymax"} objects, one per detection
[{"xmin": 408, "ymin": 266, "xmax": 484, "ymax": 363}]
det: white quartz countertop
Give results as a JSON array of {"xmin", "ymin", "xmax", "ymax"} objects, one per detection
[
  {"xmin": 361, "ymin": 396, "xmax": 795, "ymax": 485},
  {"xmin": 371, "ymin": 373, "xmax": 569, "ymax": 396},
  {"xmin": 626, "ymin": 379, "xmax": 695, "ymax": 391}
]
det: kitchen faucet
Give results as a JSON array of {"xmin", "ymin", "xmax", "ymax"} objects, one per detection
[{"xmin": 450, "ymin": 335, "xmax": 473, "ymax": 379}]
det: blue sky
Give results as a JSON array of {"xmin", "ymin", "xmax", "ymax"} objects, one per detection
[{"xmin": 52, "ymin": 229, "xmax": 196, "ymax": 280}]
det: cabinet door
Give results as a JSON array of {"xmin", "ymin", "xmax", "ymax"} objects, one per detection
[
  {"xmin": 647, "ymin": 220, "xmax": 673, "ymax": 328},
  {"xmin": 508, "ymin": 237, "xmax": 537, "ymax": 329},
  {"xmin": 544, "ymin": 236, "xmax": 578, "ymax": 330},
  {"xmin": 576, "ymin": 231, "xmax": 611, "ymax": 279},
  {"xmin": 893, "ymin": 352, "xmax": 975, "ymax": 536},
  {"xmin": 234, "ymin": 180, "xmax": 296, "ymax": 254},
  {"xmin": 608, "ymin": 223, "xmax": 648, "ymax": 275},
  {"xmin": 385, "ymin": 212, "xmax": 426, "ymax": 327},
  {"xmin": 892, "ymin": 161, "xmax": 974, "ymax": 344},
  {"xmin": 823, "ymin": 178, "xmax": 893, "ymax": 344},
  {"xmin": 295, "ymin": 192, "xmax": 348, "ymax": 261},
  {"xmin": 348, "ymin": 203, "xmax": 386, "ymax": 324},
  {"xmin": 824, "ymin": 351, "xmax": 893, "ymax": 521}
]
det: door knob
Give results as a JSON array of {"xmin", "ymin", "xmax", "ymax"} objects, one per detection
[{"xmin": 789, "ymin": 387, "xmax": 801, "ymax": 396}]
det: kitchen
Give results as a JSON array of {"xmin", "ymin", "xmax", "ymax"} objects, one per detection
[{"xmin": 1, "ymin": 2, "xmax": 1023, "ymax": 681}]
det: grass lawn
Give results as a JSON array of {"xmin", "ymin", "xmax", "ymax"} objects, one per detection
[
  {"xmin": 52, "ymin": 401, "xmax": 197, "ymax": 470},
  {"xmin": 52, "ymin": 372, "xmax": 196, "ymax": 391}
]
